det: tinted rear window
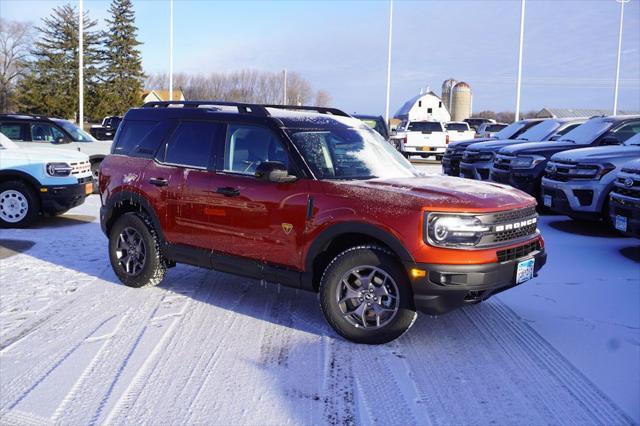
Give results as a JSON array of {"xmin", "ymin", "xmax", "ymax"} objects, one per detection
[
  {"xmin": 112, "ymin": 120, "xmax": 165, "ymax": 157},
  {"xmin": 408, "ymin": 122, "xmax": 443, "ymax": 132},
  {"xmin": 445, "ymin": 123, "xmax": 469, "ymax": 131},
  {"xmin": 163, "ymin": 121, "xmax": 225, "ymax": 168},
  {"xmin": 486, "ymin": 124, "xmax": 506, "ymax": 132}
]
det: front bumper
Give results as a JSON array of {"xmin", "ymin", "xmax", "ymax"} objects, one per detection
[
  {"xmin": 405, "ymin": 246, "xmax": 547, "ymax": 315},
  {"xmin": 460, "ymin": 161, "xmax": 492, "ymax": 181},
  {"xmin": 441, "ymin": 155, "xmax": 461, "ymax": 176},
  {"xmin": 40, "ymin": 180, "xmax": 92, "ymax": 214},
  {"xmin": 541, "ymin": 178, "xmax": 607, "ymax": 220},
  {"xmin": 490, "ymin": 167, "xmax": 540, "ymax": 196},
  {"xmin": 609, "ymin": 193, "xmax": 640, "ymax": 237}
]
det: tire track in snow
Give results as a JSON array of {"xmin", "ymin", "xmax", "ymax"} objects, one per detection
[{"xmin": 322, "ymin": 338, "xmax": 356, "ymax": 426}]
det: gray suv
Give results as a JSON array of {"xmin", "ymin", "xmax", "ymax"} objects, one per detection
[{"xmin": 541, "ymin": 133, "xmax": 640, "ymax": 221}]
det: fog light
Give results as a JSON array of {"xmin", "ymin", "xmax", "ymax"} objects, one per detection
[{"xmin": 410, "ymin": 268, "xmax": 426, "ymax": 278}]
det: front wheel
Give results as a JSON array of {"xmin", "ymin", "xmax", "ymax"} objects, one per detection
[
  {"xmin": 108, "ymin": 212, "xmax": 167, "ymax": 288},
  {"xmin": 319, "ymin": 246, "xmax": 416, "ymax": 344},
  {"xmin": 90, "ymin": 161, "xmax": 101, "ymax": 194},
  {"xmin": 0, "ymin": 181, "xmax": 40, "ymax": 228}
]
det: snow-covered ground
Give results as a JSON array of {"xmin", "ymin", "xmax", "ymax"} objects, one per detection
[{"xmin": 1, "ymin": 193, "xmax": 638, "ymax": 425}]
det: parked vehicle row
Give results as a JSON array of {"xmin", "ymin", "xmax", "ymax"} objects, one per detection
[
  {"xmin": 0, "ymin": 133, "xmax": 93, "ymax": 227},
  {"xmin": 445, "ymin": 115, "xmax": 640, "ymax": 237},
  {"xmin": 0, "ymin": 113, "xmax": 113, "ymax": 184}
]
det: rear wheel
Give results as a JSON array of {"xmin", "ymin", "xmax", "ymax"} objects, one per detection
[
  {"xmin": 108, "ymin": 212, "xmax": 167, "ymax": 288},
  {"xmin": 319, "ymin": 246, "xmax": 416, "ymax": 344},
  {"xmin": 0, "ymin": 181, "xmax": 40, "ymax": 228}
]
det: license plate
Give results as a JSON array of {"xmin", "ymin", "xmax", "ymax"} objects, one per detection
[
  {"xmin": 85, "ymin": 183, "xmax": 93, "ymax": 195},
  {"xmin": 543, "ymin": 194, "xmax": 552, "ymax": 207},
  {"xmin": 615, "ymin": 215, "xmax": 628, "ymax": 232},
  {"xmin": 515, "ymin": 258, "xmax": 535, "ymax": 285},
  {"xmin": 420, "ymin": 147, "xmax": 432, "ymax": 152}
]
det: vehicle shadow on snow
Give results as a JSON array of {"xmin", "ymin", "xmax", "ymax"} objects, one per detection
[
  {"xmin": 619, "ymin": 245, "xmax": 640, "ymax": 263},
  {"xmin": 31, "ymin": 214, "xmax": 97, "ymax": 228},
  {"xmin": 0, "ymin": 239, "xmax": 35, "ymax": 260},
  {"xmin": 547, "ymin": 218, "xmax": 625, "ymax": 238}
]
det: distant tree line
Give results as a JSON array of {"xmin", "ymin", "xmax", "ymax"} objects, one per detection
[
  {"xmin": 472, "ymin": 110, "xmax": 539, "ymax": 123},
  {"xmin": 145, "ymin": 71, "xmax": 332, "ymax": 107}
]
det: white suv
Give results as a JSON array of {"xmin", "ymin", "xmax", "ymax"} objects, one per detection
[{"xmin": 0, "ymin": 134, "xmax": 93, "ymax": 227}]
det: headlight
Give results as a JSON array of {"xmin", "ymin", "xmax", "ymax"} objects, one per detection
[
  {"xmin": 511, "ymin": 155, "xmax": 545, "ymax": 169},
  {"xmin": 426, "ymin": 214, "xmax": 490, "ymax": 248},
  {"xmin": 569, "ymin": 163, "xmax": 615, "ymax": 179},
  {"xmin": 45, "ymin": 162, "xmax": 72, "ymax": 177}
]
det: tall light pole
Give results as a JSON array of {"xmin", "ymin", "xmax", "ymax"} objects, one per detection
[
  {"xmin": 78, "ymin": 0, "xmax": 84, "ymax": 126},
  {"xmin": 169, "ymin": 0, "xmax": 174, "ymax": 101},
  {"xmin": 384, "ymin": 0, "xmax": 393, "ymax": 124},
  {"xmin": 514, "ymin": 0, "xmax": 526, "ymax": 122},
  {"xmin": 283, "ymin": 69, "xmax": 287, "ymax": 104},
  {"xmin": 613, "ymin": 0, "xmax": 629, "ymax": 116}
]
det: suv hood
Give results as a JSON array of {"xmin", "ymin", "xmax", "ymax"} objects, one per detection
[
  {"xmin": 466, "ymin": 138, "xmax": 538, "ymax": 152},
  {"xmin": 500, "ymin": 141, "xmax": 579, "ymax": 157},
  {"xmin": 551, "ymin": 145, "xmax": 640, "ymax": 163},
  {"xmin": 448, "ymin": 137, "xmax": 494, "ymax": 150},
  {"xmin": 1, "ymin": 147, "xmax": 89, "ymax": 163},
  {"xmin": 326, "ymin": 176, "xmax": 534, "ymax": 212}
]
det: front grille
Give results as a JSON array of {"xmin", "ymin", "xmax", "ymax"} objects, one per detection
[
  {"xmin": 70, "ymin": 160, "xmax": 91, "ymax": 175},
  {"xmin": 493, "ymin": 154, "xmax": 514, "ymax": 171},
  {"xmin": 493, "ymin": 223, "xmax": 538, "ymax": 242},
  {"xmin": 463, "ymin": 151, "xmax": 493, "ymax": 164},
  {"xmin": 612, "ymin": 187, "xmax": 640, "ymax": 199},
  {"xmin": 497, "ymin": 241, "xmax": 541, "ymax": 263},
  {"xmin": 616, "ymin": 177, "xmax": 640, "ymax": 188},
  {"xmin": 492, "ymin": 206, "xmax": 536, "ymax": 223}
]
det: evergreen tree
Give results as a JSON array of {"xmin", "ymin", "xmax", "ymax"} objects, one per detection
[
  {"xmin": 101, "ymin": 0, "xmax": 144, "ymax": 115},
  {"xmin": 17, "ymin": 4, "xmax": 101, "ymax": 120}
]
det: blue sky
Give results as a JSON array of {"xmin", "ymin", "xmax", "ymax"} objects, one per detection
[{"xmin": 2, "ymin": 0, "xmax": 639, "ymax": 115}]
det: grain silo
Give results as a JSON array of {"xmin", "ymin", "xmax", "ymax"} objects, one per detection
[
  {"xmin": 441, "ymin": 79, "xmax": 457, "ymax": 115},
  {"xmin": 451, "ymin": 82, "xmax": 472, "ymax": 121}
]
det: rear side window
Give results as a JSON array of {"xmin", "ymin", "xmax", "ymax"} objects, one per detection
[
  {"xmin": 163, "ymin": 121, "xmax": 225, "ymax": 169},
  {"xmin": 0, "ymin": 123, "xmax": 27, "ymax": 141},
  {"xmin": 112, "ymin": 120, "xmax": 166, "ymax": 158}
]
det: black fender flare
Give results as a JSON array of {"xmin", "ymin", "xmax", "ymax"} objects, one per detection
[
  {"xmin": 102, "ymin": 190, "xmax": 165, "ymax": 241},
  {"xmin": 89, "ymin": 154, "xmax": 106, "ymax": 163},
  {"xmin": 304, "ymin": 221, "xmax": 415, "ymax": 273},
  {"xmin": 0, "ymin": 169, "xmax": 42, "ymax": 189}
]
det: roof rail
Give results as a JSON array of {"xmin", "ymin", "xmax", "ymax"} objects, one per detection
[
  {"xmin": 262, "ymin": 104, "xmax": 351, "ymax": 117},
  {"xmin": 141, "ymin": 101, "xmax": 351, "ymax": 118},
  {"xmin": 142, "ymin": 101, "xmax": 269, "ymax": 116}
]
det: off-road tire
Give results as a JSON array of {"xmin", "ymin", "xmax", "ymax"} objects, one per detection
[
  {"xmin": 108, "ymin": 212, "xmax": 167, "ymax": 288},
  {"xmin": 319, "ymin": 246, "xmax": 417, "ymax": 344},
  {"xmin": 0, "ymin": 181, "xmax": 40, "ymax": 228}
]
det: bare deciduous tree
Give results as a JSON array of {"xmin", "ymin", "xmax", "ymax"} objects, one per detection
[
  {"xmin": 145, "ymin": 69, "xmax": 328, "ymax": 107},
  {"xmin": 315, "ymin": 90, "xmax": 332, "ymax": 107},
  {"xmin": 0, "ymin": 19, "xmax": 32, "ymax": 112}
]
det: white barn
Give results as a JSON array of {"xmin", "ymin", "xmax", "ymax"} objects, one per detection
[{"xmin": 394, "ymin": 91, "xmax": 451, "ymax": 122}]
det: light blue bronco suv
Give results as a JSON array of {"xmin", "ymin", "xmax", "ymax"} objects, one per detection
[{"xmin": 0, "ymin": 133, "xmax": 93, "ymax": 227}]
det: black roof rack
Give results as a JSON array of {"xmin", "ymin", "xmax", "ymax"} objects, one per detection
[
  {"xmin": 141, "ymin": 101, "xmax": 350, "ymax": 118},
  {"xmin": 262, "ymin": 104, "xmax": 350, "ymax": 117}
]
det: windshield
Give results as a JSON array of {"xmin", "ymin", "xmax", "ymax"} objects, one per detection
[
  {"xmin": 52, "ymin": 119, "xmax": 96, "ymax": 142},
  {"xmin": 557, "ymin": 118, "xmax": 613, "ymax": 144},
  {"xmin": 493, "ymin": 121, "xmax": 528, "ymax": 139},
  {"xmin": 408, "ymin": 121, "xmax": 443, "ymax": 132},
  {"xmin": 445, "ymin": 123, "xmax": 469, "ymax": 131},
  {"xmin": 288, "ymin": 127, "xmax": 419, "ymax": 180},
  {"xmin": 517, "ymin": 120, "xmax": 560, "ymax": 141},
  {"xmin": 486, "ymin": 124, "xmax": 506, "ymax": 132}
]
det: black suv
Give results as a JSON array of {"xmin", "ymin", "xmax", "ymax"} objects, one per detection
[
  {"xmin": 90, "ymin": 116, "xmax": 122, "ymax": 140},
  {"xmin": 491, "ymin": 115, "xmax": 640, "ymax": 200},
  {"xmin": 442, "ymin": 119, "xmax": 543, "ymax": 176}
]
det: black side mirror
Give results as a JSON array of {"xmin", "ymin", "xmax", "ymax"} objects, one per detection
[
  {"xmin": 53, "ymin": 137, "xmax": 69, "ymax": 144},
  {"xmin": 549, "ymin": 134, "xmax": 561, "ymax": 141},
  {"xmin": 255, "ymin": 161, "xmax": 297, "ymax": 183},
  {"xmin": 600, "ymin": 136, "xmax": 620, "ymax": 146}
]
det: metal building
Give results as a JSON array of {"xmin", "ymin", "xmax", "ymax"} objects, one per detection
[
  {"xmin": 451, "ymin": 82, "xmax": 472, "ymax": 121},
  {"xmin": 441, "ymin": 79, "xmax": 458, "ymax": 114}
]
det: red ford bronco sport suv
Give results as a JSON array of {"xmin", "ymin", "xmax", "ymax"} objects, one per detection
[{"xmin": 99, "ymin": 101, "xmax": 546, "ymax": 344}]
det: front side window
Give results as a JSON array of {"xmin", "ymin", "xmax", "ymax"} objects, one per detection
[
  {"xmin": 164, "ymin": 121, "xmax": 224, "ymax": 168},
  {"xmin": 288, "ymin": 127, "xmax": 419, "ymax": 180},
  {"xmin": 223, "ymin": 124, "xmax": 289, "ymax": 175},
  {"xmin": 0, "ymin": 123, "xmax": 27, "ymax": 141},
  {"xmin": 30, "ymin": 123, "xmax": 66, "ymax": 142},
  {"xmin": 611, "ymin": 121, "xmax": 640, "ymax": 142}
]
